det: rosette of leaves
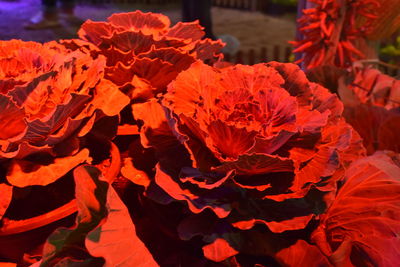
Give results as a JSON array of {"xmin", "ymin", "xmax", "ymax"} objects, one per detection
[
  {"xmin": 127, "ymin": 61, "xmax": 366, "ymax": 263},
  {"xmin": 77, "ymin": 11, "xmax": 224, "ymax": 101},
  {"xmin": 0, "ymin": 40, "xmax": 129, "ymax": 222},
  {"xmin": 292, "ymin": 0, "xmax": 379, "ymax": 69}
]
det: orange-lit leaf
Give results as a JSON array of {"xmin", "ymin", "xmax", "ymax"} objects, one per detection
[
  {"xmin": 86, "ymin": 173, "xmax": 158, "ymax": 267},
  {"xmin": 276, "ymin": 240, "xmax": 332, "ymax": 266},
  {"xmin": 107, "ymin": 11, "xmax": 170, "ymax": 36},
  {"xmin": 41, "ymin": 165, "xmax": 158, "ymax": 266},
  {"xmin": 202, "ymin": 238, "xmax": 238, "ymax": 262},
  {"xmin": 166, "ymin": 21, "xmax": 204, "ymax": 41},
  {"xmin": 7, "ymin": 149, "xmax": 91, "ymax": 187},
  {"xmin": 0, "ymin": 184, "xmax": 12, "ymax": 220},
  {"xmin": 121, "ymin": 157, "xmax": 151, "ymax": 188}
]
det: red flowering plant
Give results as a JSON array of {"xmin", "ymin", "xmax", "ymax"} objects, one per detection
[
  {"xmin": 74, "ymin": 11, "xmax": 225, "ymax": 211},
  {"xmin": 129, "ymin": 60, "xmax": 366, "ymax": 263},
  {"xmin": 77, "ymin": 11, "xmax": 224, "ymax": 102},
  {"xmin": 292, "ymin": 0, "xmax": 379, "ymax": 69},
  {"xmin": 0, "ymin": 39, "xmax": 129, "ymax": 230}
]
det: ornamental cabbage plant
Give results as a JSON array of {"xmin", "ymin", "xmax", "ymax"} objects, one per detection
[
  {"xmin": 131, "ymin": 61, "xmax": 366, "ymax": 262},
  {"xmin": 77, "ymin": 11, "xmax": 224, "ymax": 101},
  {"xmin": 0, "ymin": 39, "xmax": 128, "ymax": 217}
]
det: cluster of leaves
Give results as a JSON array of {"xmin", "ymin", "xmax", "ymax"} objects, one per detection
[
  {"xmin": 292, "ymin": 0, "xmax": 379, "ymax": 69},
  {"xmin": 128, "ymin": 60, "xmax": 371, "ymax": 264},
  {"xmin": 338, "ymin": 64, "xmax": 400, "ymax": 154},
  {"xmin": 281, "ymin": 151, "xmax": 400, "ymax": 266},
  {"xmin": 0, "ymin": 39, "xmax": 129, "ymax": 219},
  {"xmin": 0, "ymin": 11, "xmax": 225, "ymax": 267},
  {"xmin": 293, "ymin": 0, "xmax": 400, "ymax": 263},
  {"xmin": 1, "ymin": 10, "xmax": 400, "ymax": 267},
  {"xmin": 126, "ymin": 58, "xmax": 399, "ymax": 266},
  {"xmin": 77, "ymin": 11, "xmax": 223, "ymax": 101},
  {"xmin": 343, "ymin": 64, "xmax": 400, "ymax": 109},
  {"xmin": 293, "ymin": 0, "xmax": 400, "ymax": 159}
]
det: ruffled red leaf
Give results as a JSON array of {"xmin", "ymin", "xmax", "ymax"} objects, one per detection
[
  {"xmin": 0, "ymin": 184, "xmax": 12, "ymax": 220},
  {"xmin": 0, "ymin": 94, "xmax": 26, "ymax": 141},
  {"xmin": 102, "ymin": 31, "xmax": 157, "ymax": 54},
  {"xmin": 166, "ymin": 21, "xmax": 205, "ymax": 41},
  {"xmin": 107, "ymin": 11, "xmax": 170, "ymax": 36},
  {"xmin": 190, "ymin": 39, "xmax": 225, "ymax": 62},
  {"xmin": 121, "ymin": 157, "xmax": 151, "ymax": 188},
  {"xmin": 312, "ymin": 152, "xmax": 400, "ymax": 266},
  {"xmin": 265, "ymin": 61, "xmax": 313, "ymax": 106},
  {"xmin": 137, "ymin": 47, "xmax": 196, "ymax": 70},
  {"xmin": 290, "ymin": 120, "xmax": 357, "ymax": 193},
  {"xmin": 89, "ymin": 79, "xmax": 130, "ymax": 117},
  {"xmin": 276, "ymin": 240, "xmax": 332, "ymax": 266},
  {"xmin": 205, "ymin": 121, "xmax": 258, "ymax": 160},
  {"xmin": 130, "ymin": 57, "xmax": 181, "ymax": 95},
  {"xmin": 202, "ymin": 238, "xmax": 238, "ymax": 262},
  {"xmin": 85, "ymin": 170, "xmax": 158, "ymax": 267},
  {"xmin": 6, "ymin": 149, "xmax": 90, "ymax": 187},
  {"xmin": 232, "ymin": 215, "xmax": 313, "ymax": 234},
  {"xmin": 41, "ymin": 165, "xmax": 158, "ymax": 266},
  {"xmin": 78, "ymin": 20, "xmax": 116, "ymax": 46},
  {"xmin": 130, "ymin": 99, "xmax": 180, "ymax": 153},
  {"xmin": 155, "ymin": 164, "xmax": 232, "ymax": 218},
  {"xmin": 100, "ymin": 46, "xmax": 132, "ymax": 67}
]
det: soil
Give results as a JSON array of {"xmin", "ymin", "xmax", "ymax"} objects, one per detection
[{"xmin": 0, "ymin": 0, "xmax": 296, "ymax": 53}]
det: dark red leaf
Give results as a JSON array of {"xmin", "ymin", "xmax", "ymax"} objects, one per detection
[{"xmin": 276, "ymin": 240, "xmax": 332, "ymax": 267}]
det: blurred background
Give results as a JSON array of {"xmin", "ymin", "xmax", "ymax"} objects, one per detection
[
  {"xmin": 0, "ymin": 0, "xmax": 298, "ymax": 64},
  {"xmin": 0, "ymin": 0, "xmax": 398, "ymax": 67}
]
